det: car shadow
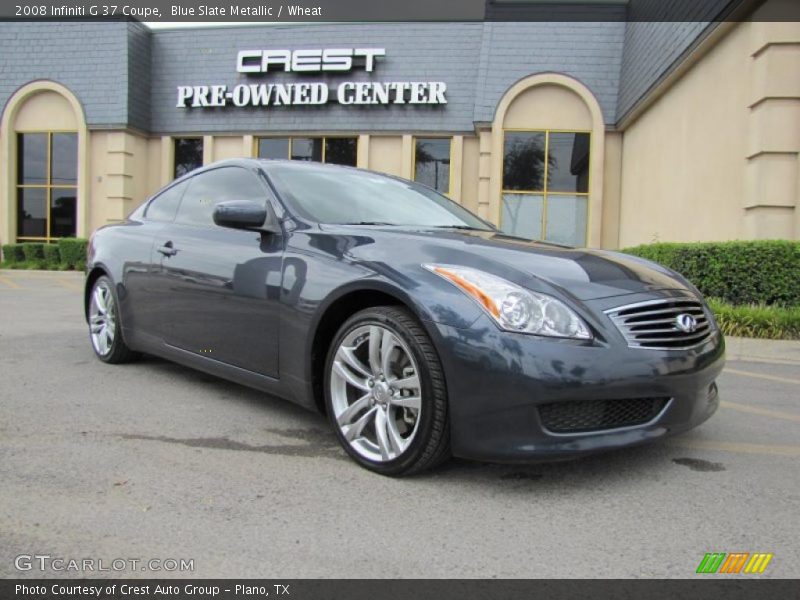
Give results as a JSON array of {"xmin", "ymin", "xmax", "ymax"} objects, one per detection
[{"xmin": 126, "ymin": 355, "xmax": 717, "ymax": 492}]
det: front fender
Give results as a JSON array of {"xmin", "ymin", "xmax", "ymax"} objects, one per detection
[{"xmin": 277, "ymin": 245, "xmax": 486, "ymax": 411}]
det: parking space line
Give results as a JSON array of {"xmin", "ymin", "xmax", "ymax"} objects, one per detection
[
  {"xmin": 721, "ymin": 401, "xmax": 800, "ymax": 424},
  {"xmin": 0, "ymin": 270, "xmax": 83, "ymax": 278},
  {"xmin": 55, "ymin": 278, "xmax": 83, "ymax": 292},
  {"xmin": 725, "ymin": 368, "xmax": 800, "ymax": 386},
  {"xmin": 0, "ymin": 276, "xmax": 22, "ymax": 289},
  {"xmin": 670, "ymin": 439, "xmax": 800, "ymax": 457}
]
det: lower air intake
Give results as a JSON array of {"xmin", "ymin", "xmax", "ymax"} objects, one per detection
[{"xmin": 539, "ymin": 397, "xmax": 670, "ymax": 434}]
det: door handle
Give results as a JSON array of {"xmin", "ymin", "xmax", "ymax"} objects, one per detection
[{"xmin": 157, "ymin": 241, "xmax": 178, "ymax": 257}]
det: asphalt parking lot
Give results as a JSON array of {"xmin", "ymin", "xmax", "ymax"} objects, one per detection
[{"xmin": 1, "ymin": 270, "xmax": 798, "ymax": 579}]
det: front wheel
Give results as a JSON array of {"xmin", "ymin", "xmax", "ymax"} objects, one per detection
[
  {"xmin": 88, "ymin": 275, "xmax": 137, "ymax": 364},
  {"xmin": 324, "ymin": 306, "xmax": 450, "ymax": 476}
]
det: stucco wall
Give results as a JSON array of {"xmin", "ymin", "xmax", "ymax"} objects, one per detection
[
  {"xmin": 617, "ymin": 6, "xmax": 800, "ymax": 247},
  {"xmin": 619, "ymin": 20, "xmax": 750, "ymax": 246}
]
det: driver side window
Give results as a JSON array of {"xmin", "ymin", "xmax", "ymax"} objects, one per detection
[{"xmin": 175, "ymin": 167, "xmax": 266, "ymax": 227}]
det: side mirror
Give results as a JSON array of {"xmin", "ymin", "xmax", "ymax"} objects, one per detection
[{"xmin": 213, "ymin": 200, "xmax": 279, "ymax": 233}]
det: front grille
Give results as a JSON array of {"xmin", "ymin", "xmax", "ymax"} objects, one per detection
[
  {"xmin": 539, "ymin": 397, "xmax": 670, "ymax": 434},
  {"xmin": 605, "ymin": 297, "xmax": 714, "ymax": 349}
]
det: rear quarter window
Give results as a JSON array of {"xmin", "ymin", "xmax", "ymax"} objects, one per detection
[{"xmin": 145, "ymin": 180, "xmax": 189, "ymax": 222}]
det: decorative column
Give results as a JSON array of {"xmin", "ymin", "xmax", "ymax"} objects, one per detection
[{"xmin": 744, "ymin": 16, "xmax": 800, "ymax": 239}]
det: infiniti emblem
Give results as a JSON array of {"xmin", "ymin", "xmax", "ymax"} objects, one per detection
[{"xmin": 675, "ymin": 313, "xmax": 698, "ymax": 333}]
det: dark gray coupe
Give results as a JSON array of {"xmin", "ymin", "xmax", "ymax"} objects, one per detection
[{"xmin": 85, "ymin": 159, "xmax": 724, "ymax": 475}]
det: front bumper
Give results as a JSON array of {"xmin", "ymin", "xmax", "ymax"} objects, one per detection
[{"xmin": 425, "ymin": 296, "xmax": 725, "ymax": 463}]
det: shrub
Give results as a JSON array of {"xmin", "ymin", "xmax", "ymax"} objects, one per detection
[
  {"xmin": 707, "ymin": 298, "xmax": 800, "ymax": 340},
  {"xmin": 58, "ymin": 238, "xmax": 88, "ymax": 270},
  {"xmin": 2, "ymin": 244, "xmax": 25, "ymax": 265},
  {"xmin": 20, "ymin": 242, "xmax": 44, "ymax": 263},
  {"xmin": 43, "ymin": 244, "xmax": 61, "ymax": 269},
  {"xmin": 622, "ymin": 240, "xmax": 800, "ymax": 306}
]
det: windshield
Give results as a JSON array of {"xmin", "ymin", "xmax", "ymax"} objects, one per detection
[{"xmin": 265, "ymin": 161, "xmax": 493, "ymax": 230}]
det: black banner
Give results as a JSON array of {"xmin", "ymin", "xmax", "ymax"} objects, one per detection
[
  {"xmin": 2, "ymin": 0, "xmax": 800, "ymax": 22},
  {"xmin": 2, "ymin": 579, "xmax": 800, "ymax": 600}
]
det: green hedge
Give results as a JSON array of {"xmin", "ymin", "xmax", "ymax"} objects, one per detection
[
  {"xmin": 622, "ymin": 240, "xmax": 800, "ymax": 306},
  {"xmin": 1, "ymin": 244, "xmax": 25, "ymax": 264},
  {"xmin": 708, "ymin": 298, "xmax": 800, "ymax": 340},
  {"xmin": 43, "ymin": 244, "xmax": 61, "ymax": 269},
  {"xmin": 58, "ymin": 238, "xmax": 87, "ymax": 269},
  {"xmin": 21, "ymin": 242, "xmax": 45, "ymax": 262},
  {"xmin": 2, "ymin": 238, "xmax": 87, "ymax": 270}
]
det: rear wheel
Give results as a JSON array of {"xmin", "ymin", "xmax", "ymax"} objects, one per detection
[
  {"xmin": 324, "ymin": 306, "xmax": 450, "ymax": 476},
  {"xmin": 88, "ymin": 275, "xmax": 137, "ymax": 364}
]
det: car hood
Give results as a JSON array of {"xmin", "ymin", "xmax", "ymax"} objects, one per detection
[{"xmin": 331, "ymin": 226, "xmax": 694, "ymax": 301}]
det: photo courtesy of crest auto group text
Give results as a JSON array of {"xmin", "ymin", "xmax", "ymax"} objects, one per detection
[{"xmin": 1, "ymin": 0, "xmax": 799, "ymax": 596}]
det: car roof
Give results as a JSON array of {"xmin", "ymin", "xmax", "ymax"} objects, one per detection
[
  {"xmin": 194, "ymin": 158, "xmax": 356, "ymax": 173},
  {"xmin": 184, "ymin": 157, "xmax": 386, "ymax": 184}
]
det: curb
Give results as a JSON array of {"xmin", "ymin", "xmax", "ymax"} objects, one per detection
[
  {"xmin": 725, "ymin": 336, "xmax": 800, "ymax": 366},
  {"xmin": 0, "ymin": 269, "xmax": 83, "ymax": 276}
]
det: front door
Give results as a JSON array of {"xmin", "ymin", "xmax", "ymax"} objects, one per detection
[{"xmin": 154, "ymin": 165, "xmax": 283, "ymax": 378}]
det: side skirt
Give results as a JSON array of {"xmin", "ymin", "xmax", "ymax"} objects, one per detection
[{"xmin": 124, "ymin": 328, "xmax": 300, "ymax": 406}]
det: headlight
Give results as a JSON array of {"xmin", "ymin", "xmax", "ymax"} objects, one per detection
[{"xmin": 424, "ymin": 264, "xmax": 592, "ymax": 340}]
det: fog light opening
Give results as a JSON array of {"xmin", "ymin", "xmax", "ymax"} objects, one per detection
[{"xmin": 707, "ymin": 382, "xmax": 719, "ymax": 403}]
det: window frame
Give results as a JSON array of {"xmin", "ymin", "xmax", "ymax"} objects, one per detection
[
  {"xmin": 255, "ymin": 135, "xmax": 358, "ymax": 166},
  {"xmin": 16, "ymin": 129, "xmax": 78, "ymax": 242},
  {"xmin": 412, "ymin": 136, "xmax": 454, "ymax": 197},
  {"xmin": 500, "ymin": 128, "xmax": 592, "ymax": 246}
]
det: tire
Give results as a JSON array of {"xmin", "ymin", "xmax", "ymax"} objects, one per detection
[
  {"xmin": 324, "ymin": 306, "xmax": 450, "ymax": 476},
  {"xmin": 88, "ymin": 275, "xmax": 137, "ymax": 364}
]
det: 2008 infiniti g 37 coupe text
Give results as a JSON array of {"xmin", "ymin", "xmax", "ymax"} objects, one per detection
[{"xmin": 85, "ymin": 159, "xmax": 724, "ymax": 475}]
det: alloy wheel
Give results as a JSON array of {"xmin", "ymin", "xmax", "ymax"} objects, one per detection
[
  {"xmin": 89, "ymin": 280, "xmax": 116, "ymax": 357},
  {"xmin": 330, "ymin": 324, "xmax": 423, "ymax": 462}
]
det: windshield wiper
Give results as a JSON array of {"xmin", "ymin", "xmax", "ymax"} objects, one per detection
[
  {"xmin": 431, "ymin": 225, "xmax": 490, "ymax": 231},
  {"xmin": 340, "ymin": 221, "xmax": 398, "ymax": 226}
]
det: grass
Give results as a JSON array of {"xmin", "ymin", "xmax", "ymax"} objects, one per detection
[
  {"xmin": 707, "ymin": 298, "xmax": 800, "ymax": 340},
  {"xmin": 1, "ymin": 261, "xmax": 73, "ymax": 271}
]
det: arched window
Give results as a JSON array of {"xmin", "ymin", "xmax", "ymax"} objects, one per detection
[
  {"xmin": 491, "ymin": 74, "xmax": 606, "ymax": 248},
  {"xmin": 2, "ymin": 82, "xmax": 85, "ymax": 243}
]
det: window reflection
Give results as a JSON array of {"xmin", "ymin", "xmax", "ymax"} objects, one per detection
[
  {"xmin": 501, "ymin": 193, "xmax": 543, "ymax": 240},
  {"xmin": 502, "ymin": 132, "xmax": 546, "ymax": 191},
  {"xmin": 324, "ymin": 138, "xmax": 357, "ymax": 167},
  {"xmin": 257, "ymin": 137, "xmax": 357, "ymax": 167},
  {"xmin": 544, "ymin": 195, "xmax": 588, "ymax": 246},
  {"xmin": 414, "ymin": 138, "xmax": 451, "ymax": 194},
  {"xmin": 50, "ymin": 188, "xmax": 77, "ymax": 238},
  {"xmin": 258, "ymin": 138, "xmax": 290, "ymax": 160},
  {"xmin": 17, "ymin": 133, "xmax": 48, "ymax": 185},
  {"xmin": 501, "ymin": 130, "xmax": 591, "ymax": 246},
  {"xmin": 51, "ymin": 133, "xmax": 78, "ymax": 185},
  {"xmin": 145, "ymin": 181, "xmax": 189, "ymax": 223},
  {"xmin": 547, "ymin": 133, "xmax": 590, "ymax": 193},
  {"xmin": 17, "ymin": 188, "xmax": 47, "ymax": 238},
  {"xmin": 291, "ymin": 138, "xmax": 323, "ymax": 162},
  {"xmin": 16, "ymin": 132, "xmax": 78, "ymax": 240},
  {"xmin": 174, "ymin": 138, "xmax": 204, "ymax": 178},
  {"xmin": 176, "ymin": 167, "xmax": 266, "ymax": 227}
]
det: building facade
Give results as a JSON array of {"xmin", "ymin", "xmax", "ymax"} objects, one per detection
[{"xmin": 1, "ymin": 0, "xmax": 798, "ymax": 249}]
